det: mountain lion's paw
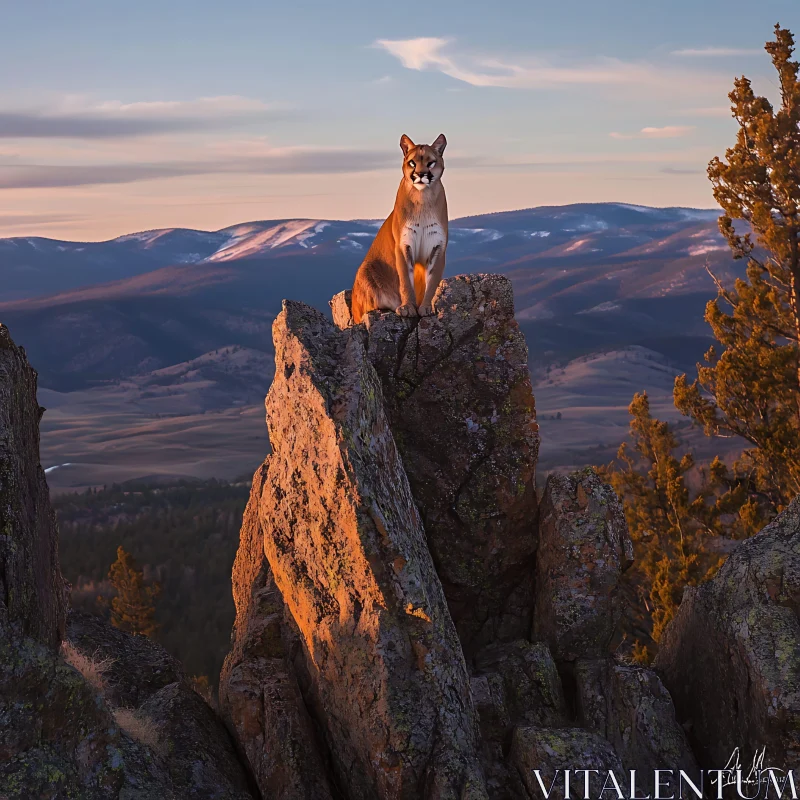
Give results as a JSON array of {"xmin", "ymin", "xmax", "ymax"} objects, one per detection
[
  {"xmin": 396, "ymin": 303, "xmax": 418, "ymax": 317},
  {"xmin": 418, "ymin": 303, "xmax": 435, "ymax": 317}
]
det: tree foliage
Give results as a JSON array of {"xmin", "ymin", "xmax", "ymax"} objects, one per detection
[
  {"xmin": 599, "ymin": 393, "xmax": 755, "ymax": 660},
  {"xmin": 674, "ymin": 24, "xmax": 800, "ymax": 511},
  {"xmin": 108, "ymin": 545, "xmax": 161, "ymax": 638}
]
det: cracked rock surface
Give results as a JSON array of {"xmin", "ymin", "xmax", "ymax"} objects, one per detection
[{"xmin": 336, "ymin": 275, "xmax": 540, "ymax": 653}]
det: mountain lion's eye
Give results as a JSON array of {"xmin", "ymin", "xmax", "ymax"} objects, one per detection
[
  {"xmin": 428, "ymin": 161, "xmax": 436, "ymax": 168},
  {"xmin": 409, "ymin": 160, "xmax": 415, "ymax": 168}
]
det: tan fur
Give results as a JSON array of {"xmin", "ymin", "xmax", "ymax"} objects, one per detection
[{"xmin": 352, "ymin": 134, "xmax": 448, "ymax": 323}]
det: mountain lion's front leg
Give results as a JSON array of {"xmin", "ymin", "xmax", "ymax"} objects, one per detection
[
  {"xmin": 418, "ymin": 245, "xmax": 445, "ymax": 317},
  {"xmin": 395, "ymin": 244, "xmax": 418, "ymax": 317}
]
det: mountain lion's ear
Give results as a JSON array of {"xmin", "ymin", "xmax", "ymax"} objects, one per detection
[
  {"xmin": 400, "ymin": 134, "xmax": 415, "ymax": 156},
  {"xmin": 431, "ymin": 133, "xmax": 447, "ymax": 155}
]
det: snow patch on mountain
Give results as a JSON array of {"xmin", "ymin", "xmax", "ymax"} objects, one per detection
[{"xmin": 206, "ymin": 220, "xmax": 328, "ymax": 261}]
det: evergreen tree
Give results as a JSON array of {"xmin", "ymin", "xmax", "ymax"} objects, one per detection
[
  {"xmin": 108, "ymin": 546, "xmax": 160, "ymax": 637},
  {"xmin": 599, "ymin": 393, "xmax": 751, "ymax": 660},
  {"xmin": 674, "ymin": 24, "xmax": 800, "ymax": 512}
]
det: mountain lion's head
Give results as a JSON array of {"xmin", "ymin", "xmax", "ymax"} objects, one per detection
[{"xmin": 400, "ymin": 133, "xmax": 446, "ymax": 190}]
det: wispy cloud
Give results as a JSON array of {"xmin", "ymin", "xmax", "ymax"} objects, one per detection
[
  {"xmin": 610, "ymin": 126, "xmax": 695, "ymax": 140},
  {"xmin": 0, "ymin": 146, "xmax": 398, "ymax": 189},
  {"xmin": 0, "ymin": 212, "xmax": 85, "ymax": 226},
  {"xmin": 671, "ymin": 47, "xmax": 761, "ymax": 57},
  {"xmin": 0, "ymin": 96, "xmax": 282, "ymax": 139},
  {"xmin": 373, "ymin": 37, "xmax": 727, "ymax": 96}
]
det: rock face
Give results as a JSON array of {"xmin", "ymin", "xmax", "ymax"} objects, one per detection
[
  {"xmin": 534, "ymin": 469, "xmax": 634, "ymax": 662},
  {"xmin": 333, "ymin": 275, "xmax": 540, "ymax": 651},
  {"xmin": 656, "ymin": 496, "xmax": 800, "ymax": 771},
  {"xmin": 222, "ymin": 276, "xmax": 700, "ymax": 799},
  {"xmin": 0, "ymin": 323, "xmax": 66, "ymax": 647},
  {"xmin": 0, "ymin": 323, "xmax": 256, "ymax": 800},
  {"xmin": 220, "ymin": 467, "xmax": 335, "ymax": 800}
]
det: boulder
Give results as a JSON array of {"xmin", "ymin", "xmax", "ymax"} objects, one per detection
[
  {"xmin": 140, "ymin": 682, "xmax": 254, "ymax": 800},
  {"xmin": 473, "ymin": 640, "xmax": 568, "ymax": 734},
  {"xmin": 332, "ymin": 274, "xmax": 540, "ymax": 651},
  {"xmin": 533, "ymin": 468, "xmax": 633, "ymax": 661},
  {"xmin": 575, "ymin": 658, "xmax": 698, "ymax": 796},
  {"xmin": 67, "ymin": 610, "xmax": 185, "ymax": 709},
  {"xmin": 237, "ymin": 300, "xmax": 487, "ymax": 799},
  {"xmin": 60, "ymin": 612, "xmax": 256, "ymax": 800},
  {"xmin": 509, "ymin": 726, "xmax": 624, "ymax": 799},
  {"xmin": 655, "ymin": 497, "xmax": 800, "ymax": 771},
  {"xmin": 470, "ymin": 640, "xmax": 569, "ymax": 800}
]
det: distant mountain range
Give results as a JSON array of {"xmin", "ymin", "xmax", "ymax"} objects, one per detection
[
  {"xmin": 0, "ymin": 202, "xmax": 734, "ymax": 392},
  {"xmin": 0, "ymin": 202, "xmax": 742, "ymax": 489}
]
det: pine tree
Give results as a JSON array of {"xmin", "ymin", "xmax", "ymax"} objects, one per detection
[
  {"xmin": 108, "ymin": 546, "xmax": 160, "ymax": 637},
  {"xmin": 599, "ymin": 393, "xmax": 751, "ymax": 660},
  {"xmin": 674, "ymin": 24, "xmax": 800, "ymax": 512}
]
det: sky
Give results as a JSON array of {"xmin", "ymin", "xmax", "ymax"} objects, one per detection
[{"xmin": 0, "ymin": 0, "xmax": 797, "ymax": 240}]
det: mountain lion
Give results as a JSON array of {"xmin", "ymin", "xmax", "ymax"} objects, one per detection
[{"xmin": 351, "ymin": 133, "xmax": 448, "ymax": 323}]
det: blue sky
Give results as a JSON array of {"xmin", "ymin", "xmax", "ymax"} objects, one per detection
[{"xmin": 0, "ymin": 0, "xmax": 796, "ymax": 239}]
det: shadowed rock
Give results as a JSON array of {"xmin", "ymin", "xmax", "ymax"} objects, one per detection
[
  {"xmin": 534, "ymin": 468, "xmax": 633, "ymax": 661},
  {"xmin": 0, "ymin": 323, "xmax": 66, "ymax": 647},
  {"xmin": 139, "ymin": 682, "xmax": 254, "ymax": 800},
  {"xmin": 67, "ymin": 610, "xmax": 185, "ymax": 708},
  {"xmin": 575, "ymin": 659, "xmax": 698, "ymax": 796},
  {"xmin": 509, "ymin": 727, "xmax": 624, "ymax": 798},
  {"xmin": 332, "ymin": 274, "xmax": 540, "ymax": 652},
  {"xmin": 227, "ymin": 300, "xmax": 487, "ymax": 799},
  {"xmin": 472, "ymin": 639, "xmax": 568, "ymax": 737},
  {"xmin": 655, "ymin": 497, "xmax": 800, "ymax": 771},
  {"xmin": 470, "ymin": 640, "xmax": 570, "ymax": 799}
]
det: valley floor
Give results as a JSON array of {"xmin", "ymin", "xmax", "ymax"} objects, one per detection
[{"xmin": 40, "ymin": 345, "xmax": 741, "ymax": 492}]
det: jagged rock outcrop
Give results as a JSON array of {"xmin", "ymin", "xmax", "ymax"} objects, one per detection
[
  {"xmin": 332, "ymin": 275, "xmax": 540, "ymax": 651},
  {"xmin": 222, "ymin": 276, "xmax": 702, "ymax": 799},
  {"xmin": 655, "ymin": 496, "xmax": 800, "ymax": 771},
  {"xmin": 226, "ymin": 299, "xmax": 487, "ymax": 799},
  {"xmin": 530, "ymin": 470, "xmax": 697, "ymax": 794},
  {"xmin": 534, "ymin": 469, "xmax": 634, "ymax": 662},
  {"xmin": 0, "ymin": 323, "xmax": 256, "ymax": 800}
]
